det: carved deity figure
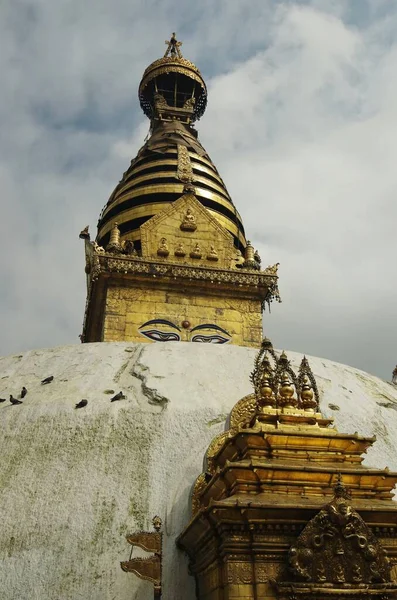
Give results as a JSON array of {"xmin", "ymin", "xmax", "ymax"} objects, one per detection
[
  {"xmin": 157, "ymin": 238, "xmax": 169, "ymax": 257},
  {"xmin": 190, "ymin": 242, "xmax": 202, "ymax": 259},
  {"xmin": 174, "ymin": 243, "xmax": 186, "ymax": 257},
  {"xmin": 180, "ymin": 208, "xmax": 197, "ymax": 231},
  {"xmin": 207, "ymin": 245, "xmax": 218, "ymax": 261}
]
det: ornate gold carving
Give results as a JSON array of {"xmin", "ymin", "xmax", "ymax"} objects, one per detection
[
  {"xmin": 206, "ymin": 430, "xmax": 233, "ymax": 474},
  {"xmin": 180, "ymin": 208, "xmax": 197, "ymax": 231},
  {"xmin": 264, "ymin": 262, "xmax": 280, "ymax": 276},
  {"xmin": 106, "ymin": 222, "xmax": 122, "ymax": 253},
  {"xmin": 229, "ymin": 394, "xmax": 257, "ymax": 429},
  {"xmin": 191, "ymin": 473, "xmax": 208, "ymax": 515},
  {"xmin": 227, "ymin": 562, "xmax": 252, "ymax": 584},
  {"xmin": 277, "ymin": 358, "xmax": 298, "ymax": 409},
  {"xmin": 288, "ymin": 482, "xmax": 391, "ymax": 584},
  {"xmin": 177, "ymin": 144, "xmax": 194, "ymax": 184},
  {"xmin": 207, "ymin": 245, "xmax": 218, "ymax": 261},
  {"xmin": 174, "ymin": 243, "xmax": 186, "ymax": 257},
  {"xmin": 297, "ymin": 356, "xmax": 320, "ymax": 410},
  {"xmin": 189, "ymin": 243, "xmax": 202, "ymax": 259},
  {"xmin": 243, "ymin": 240, "xmax": 260, "ymax": 271},
  {"xmin": 121, "ymin": 516, "xmax": 162, "ymax": 597},
  {"xmin": 164, "ymin": 32, "xmax": 183, "ymax": 59},
  {"xmin": 157, "ymin": 238, "xmax": 169, "ymax": 257}
]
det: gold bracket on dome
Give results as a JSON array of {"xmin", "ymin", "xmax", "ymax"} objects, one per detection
[{"xmin": 121, "ymin": 515, "xmax": 163, "ymax": 599}]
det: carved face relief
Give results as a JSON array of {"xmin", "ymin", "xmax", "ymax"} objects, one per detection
[{"xmin": 138, "ymin": 320, "xmax": 231, "ymax": 344}]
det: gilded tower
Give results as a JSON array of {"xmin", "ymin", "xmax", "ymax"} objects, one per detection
[{"xmin": 81, "ymin": 35, "xmax": 280, "ymax": 346}]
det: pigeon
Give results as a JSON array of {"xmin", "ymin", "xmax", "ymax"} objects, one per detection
[
  {"xmin": 10, "ymin": 395, "xmax": 23, "ymax": 405},
  {"xmin": 41, "ymin": 376, "xmax": 54, "ymax": 385},
  {"xmin": 110, "ymin": 391, "xmax": 126, "ymax": 402},
  {"xmin": 75, "ymin": 399, "xmax": 88, "ymax": 409},
  {"xmin": 0, "ymin": 398, "xmax": 6, "ymax": 403},
  {"xmin": 79, "ymin": 226, "xmax": 90, "ymax": 240},
  {"xmin": 21, "ymin": 386, "xmax": 28, "ymax": 398}
]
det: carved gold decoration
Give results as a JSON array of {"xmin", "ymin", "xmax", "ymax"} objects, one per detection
[
  {"xmin": 205, "ymin": 430, "xmax": 232, "ymax": 474},
  {"xmin": 174, "ymin": 243, "xmax": 186, "ymax": 257},
  {"xmin": 177, "ymin": 144, "xmax": 194, "ymax": 184},
  {"xmin": 229, "ymin": 393, "xmax": 257, "ymax": 429},
  {"xmin": 106, "ymin": 222, "xmax": 122, "ymax": 253},
  {"xmin": 180, "ymin": 208, "xmax": 197, "ymax": 232},
  {"xmin": 243, "ymin": 240, "xmax": 260, "ymax": 271},
  {"xmin": 289, "ymin": 481, "xmax": 391, "ymax": 584},
  {"xmin": 121, "ymin": 516, "xmax": 162, "ymax": 598},
  {"xmin": 189, "ymin": 243, "xmax": 202, "ymax": 259},
  {"xmin": 157, "ymin": 238, "xmax": 169, "ymax": 257},
  {"xmin": 164, "ymin": 32, "xmax": 182, "ymax": 58},
  {"xmin": 191, "ymin": 473, "xmax": 208, "ymax": 515},
  {"xmin": 298, "ymin": 356, "xmax": 320, "ymax": 410},
  {"xmin": 206, "ymin": 245, "xmax": 218, "ymax": 261}
]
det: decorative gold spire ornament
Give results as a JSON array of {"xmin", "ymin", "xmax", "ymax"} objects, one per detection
[
  {"xmin": 164, "ymin": 32, "xmax": 182, "ymax": 59},
  {"xmin": 81, "ymin": 35, "xmax": 281, "ymax": 345},
  {"xmin": 106, "ymin": 222, "xmax": 122, "ymax": 253}
]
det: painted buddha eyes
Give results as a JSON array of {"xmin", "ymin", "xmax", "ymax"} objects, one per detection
[
  {"xmin": 189, "ymin": 324, "xmax": 231, "ymax": 344},
  {"xmin": 138, "ymin": 320, "xmax": 231, "ymax": 343},
  {"xmin": 140, "ymin": 330, "xmax": 181, "ymax": 342},
  {"xmin": 139, "ymin": 319, "xmax": 181, "ymax": 342}
]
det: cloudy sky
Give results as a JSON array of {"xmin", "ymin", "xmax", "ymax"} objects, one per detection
[{"xmin": 1, "ymin": 0, "xmax": 396, "ymax": 379}]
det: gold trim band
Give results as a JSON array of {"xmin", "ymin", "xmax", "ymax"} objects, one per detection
[{"xmin": 100, "ymin": 183, "xmax": 244, "ymax": 227}]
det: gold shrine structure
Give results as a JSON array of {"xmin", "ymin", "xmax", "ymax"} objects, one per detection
[
  {"xmin": 177, "ymin": 339, "xmax": 397, "ymax": 600},
  {"xmin": 80, "ymin": 34, "xmax": 280, "ymax": 347}
]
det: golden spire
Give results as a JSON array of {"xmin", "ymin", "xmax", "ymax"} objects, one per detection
[{"xmin": 164, "ymin": 32, "xmax": 183, "ymax": 58}]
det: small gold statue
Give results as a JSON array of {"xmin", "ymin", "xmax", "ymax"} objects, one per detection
[
  {"xmin": 157, "ymin": 238, "xmax": 169, "ymax": 257},
  {"xmin": 207, "ymin": 245, "xmax": 218, "ymax": 261},
  {"xmin": 180, "ymin": 208, "xmax": 197, "ymax": 231},
  {"xmin": 174, "ymin": 243, "xmax": 186, "ymax": 257},
  {"xmin": 190, "ymin": 242, "xmax": 202, "ymax": 259}
]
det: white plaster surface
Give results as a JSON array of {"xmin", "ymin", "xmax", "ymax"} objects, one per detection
[{"xmin": 1, "ymin": 342, "xmax": 397, "ymax": 600}]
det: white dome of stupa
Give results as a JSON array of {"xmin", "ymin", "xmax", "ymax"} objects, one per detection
[{"xmin": 1, "ymin": 342, "xmax": 396, "ymax": 600}]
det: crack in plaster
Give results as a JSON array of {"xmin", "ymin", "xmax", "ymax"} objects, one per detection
[{"xmin": 131, "ymin": 349, "xmax": 169, "ymax": 408}]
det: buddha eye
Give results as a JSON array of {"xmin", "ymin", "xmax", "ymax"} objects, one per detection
[
  {"xmin": 191, "ymin": 334, "xmax": 230, "ymax": 344},
  {"xmin": 140, "ymin": 330, "xmax": 181, "ymax": 342}
]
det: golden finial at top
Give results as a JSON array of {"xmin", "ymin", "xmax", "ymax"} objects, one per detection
[{"xmin": 164, "ymin": 33, "xmax": 183, "ymax": 59}]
